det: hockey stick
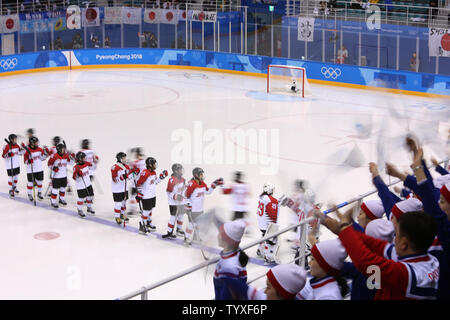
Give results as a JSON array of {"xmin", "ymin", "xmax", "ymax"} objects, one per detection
[
  {"xmin": 116, "ymin": 162, "xmax": 132, "ymax": 228},
  {"xmin": 22, "ymin": 144, "xmax": 36, "ymax": 206},
  {"xmin": 4, "ymin": 138, "xmax": 15, "ymax": 196},
  {"xmin": 185, "ymin": 209, "xmax": 211, "ymax": 261}
]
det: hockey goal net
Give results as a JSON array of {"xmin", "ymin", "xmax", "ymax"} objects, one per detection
[{"xmin": 267, "ymin": 65, "xmax": 311, "ymax": 97}]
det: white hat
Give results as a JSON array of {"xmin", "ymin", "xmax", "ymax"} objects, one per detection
[
  {"xmin": 390, "ymin": 198, "xmax": 423, "ymax": 221},
  {"xmin": 219, "ymin": 219, "xmax": 246, "ymax": 247},
  {"xmin": 365, "ymin": 219, "xmax": 395, "ymax": 242},
  {"xmin": 433, "ymin": 174, "xmax": 450, "ymax": 190},
  {"xmin": 266, "ymin": 264, "xmax": 307, "ymax": 300},
  {"xmin": 360, "ymin": 199, "xmax": 385, "ymax": 220},
  {"xmin": 311, "ymin": 239, "xmax": 347, "ymax": 275},
  {"xmin": 441, "ymin": 182, "xmax": 450, "ymax": 204}
]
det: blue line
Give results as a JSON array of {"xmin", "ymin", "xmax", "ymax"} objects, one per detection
[{"xmin": 0, "ymin": 192, "xmax": 269, "ymax": 267}]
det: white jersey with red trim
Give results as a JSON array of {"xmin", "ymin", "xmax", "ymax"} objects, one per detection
[
  {"xmin": 222, "ymin": 182, "xmax": 250, "ymax": 212},
  {"xmin": 256, "ymin": 194, "xmax": 279, "ymax": 231},
  {"xmin": 296, "ymin": 276, "xmax": 342, "ymax": 300},
  {"xmin": 23, "ymin": 146, "xmax": 48, "ymax": 173},
  {"xmin": 214, "ymin": 250, "xmax": 247, "ymax": 281},
  {"xmin": 382, "ymin": 244, "xmax": 439, "ymax": 300},
  {"xmin": 81, "ymin": 149, "xmax": 99, "ymax": 176},
  {"xmin": 136, "ymin": 169, "xmax": 161, "ymax": 199},
  {"xmin": 129, "ymin": 159, "xmax": 146, "ymax": 188},
  {"xmin": 111, "ymin": 163, "xmax": 131, "ymax": 194},
  {"xmin": 2, "ymin": 143, "xmax": 24, "ymax": 169},
  {"xmin": 48, "ymin": 146, "xmax": 57, "ymax": 157},
  {"xmin": 167, "ymin": 175, "xmax": 187, "ymax": 206},
  {"xmin": 48, "ymin": 153, "xmax": 74, "ymax": 179},
  {"xmin": 184, "ymin": 179, "xmax": 215, "ymax": 213},
  {"xmin": 72, "ymin": 162, "xmax": 93, "ymax": 190}
]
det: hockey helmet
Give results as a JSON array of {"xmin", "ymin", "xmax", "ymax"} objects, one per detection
[
  {"xmin": 56, "ymin": 143, "xmax": 66, "ymax": 155},
  {"xmin": 53, "ymin": 136, "xmax": 61, "ymax": 146},
  {"xmin": 76, "ymin": 151, "xmax": 86, "ymax": 163},
  {"xmin": 116, "ymin": 152, "xmax": 127, "ymax": 163},
  {"xmin": 145, "ymin": 157, "xmax": 157, "ymax": 170},
  {"xmin": 263, "ymin": 182, "xmax": 275, "ymax": 195},
  {"xmin": 234, "ymin": 171, "xmax": 243, "ymax": 183},
  {"xmin": 171, "ymin": 163, "xmax": 183, "ymax": 176},
  {"xmin": 192, "ymin": 167, "xmax": 204, "ymax": 181},
  {"xmin": 81, "ymin": 139, "xmax": 90, "ymax": 150},
  {"xmin": 29, "ymin": 136, "xmax": 39, "ymax": 146},
  {"xmin": 8, "ymin": 134, "xmax": 17, "ymax": 143}
]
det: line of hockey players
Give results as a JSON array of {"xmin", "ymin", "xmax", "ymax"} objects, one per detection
[
  {"xmin": 2, "ymin": 131, "xmax": 315, "ymax": 264},
  {"xmin": 2, "ymin": 132, "xmax": 99, "ymax": 218}
]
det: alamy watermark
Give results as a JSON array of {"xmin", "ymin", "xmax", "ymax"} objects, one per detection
[
  {"xmin": 366, "ymin": 5, "xmax": 381, "ymax": 31},
  {"xmin": 171, "ymin": 121, "xmax": 280, "ymax": 175}
]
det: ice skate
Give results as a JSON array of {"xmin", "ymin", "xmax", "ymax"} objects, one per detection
[
  {"xmin": 28, "ymin": 194, "xmax": 34, "ymax": 202},
  {"xmin": 115, "ymin": 217, "xmax": 122, "ymax": 225},
  {"xmin": 162, "ymin": 231, "xmax": 176, "ymax": 240},
  {"xmin": 37, "ymin": 192, "xmax": 44, "ymax": 200},
  {"xmin": 87, "ymin": 207, "xmax": 95, "ymax": 215},
  {"xmin": 51, "ymin": 202, "xmax": 59, "ymax": 209},
  {"xmin": 9, "ymin": 190, "xmax": 14, "ymax": 198},
  {"xmin": 138, "ymin": 221, "xmax": 148, "ymax": 234},
  {"xmin": 176, "ymin": 229, "xmax": 185, "ymax": 237},
  {"xmin": 59, "ymin": 199, "xmax": 67, "ymax": 206},
  {"xmin": 78, "ymin": 209, "xmax": 86, "ymax": 218},
  {"xmin": 146, "ymin": 221, "xmax": 156, "ymax": 231}
]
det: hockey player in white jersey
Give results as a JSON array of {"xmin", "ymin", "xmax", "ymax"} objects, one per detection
[
  {"xmin": 2, "ymin": 134, "xmax": 25, "ymax": 197},
  {"xmin": 22, "ymin": 136, "xmax": 48, "ymax": 202},
  {"xmin": 222, "ymin": 171, "xmax": 251, "ymax": 221},
  {"xmin": 128, "ymin": 147, "xmax": 146, "ymax": 215},
  {"xmin": 162, "ymin": 163, "xmax": 188, "ymax": 239},
  {"xmin": 256, "ymin": 182, "xmax": 280, "ymax": 264},
  {"xmin": 47, "ymin": 143, "xmax": 74, "ymax": 208},
  {"xmin": 135, "ymin": 157, "xmax": 168, "ymax": 234},
  {"xmin": 80, "ymin": 139, "xmax": 99, "ymax": 182},
  {"xmin": 183, "ymin": 167, "xmax": 224, "ymax": 245},
  {"xmin": 111, "ymin": 152, "xmax": 138, "ymax": 225},
  {"xmin": 72, "ymin": 151, "xmax": 95, "ymax": 218}
]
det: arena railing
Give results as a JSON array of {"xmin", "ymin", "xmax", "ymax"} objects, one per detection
[
  {"xmin": 286, "ymin": 1, "xmax": 450, "ymax": 28},
  {"xmin": 117, "ymin": 159, "xmax": 448, "ymax": 300}
]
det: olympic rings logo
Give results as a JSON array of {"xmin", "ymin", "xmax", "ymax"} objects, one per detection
[
  {"xmin": 321, "ymin": 67, "xmax": 342, "ymax": 79},
  {"xmin": 0, "ymin": 58, "xmax": 18, "ymax": 71}
]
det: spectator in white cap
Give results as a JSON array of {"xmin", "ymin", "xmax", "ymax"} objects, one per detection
[
  {"xmin": 365, "ymin": 219, "xmax": 395, "ymax": 243},
  {"xmin": 239, "ymin": 263, "xmax": 307, "ymax": 300},
  {"xmin": 357, "ymin": 199, "xmax": 385, "ymax": 229},
  {"xmin": 297, "ymin": 239, "xmax": 348, "ymax": 300},
  {"xmin": 214, "ymin": 219, "xmax": 249, "ymax": 300},
  {"xmin": 390, "ymin": 197, "xmax": 423, "ymax": 227}
]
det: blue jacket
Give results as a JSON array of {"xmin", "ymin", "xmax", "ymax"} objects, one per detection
[
  {"xmin": 372, "ymin": 175, "xmax": 400, "ymax": 220},
  {"xmin": 341, "ymin": 262, "xmax": 376, "ymax": 300},
  {"xmin": 416, "ymin": 178, "xmax": 450, "ymax": 300},
  {"xmin": 214, "ymin": 250, "xmax": 248, "ymax": 300},
  {"xmin": 435, "ymin": 165, "xmax": 449, "ymax": 176}
]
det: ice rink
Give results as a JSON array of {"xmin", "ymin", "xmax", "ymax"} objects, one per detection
[{"xmin": 0, "ymin": 68, "xmax": 449, "ymax": 299}]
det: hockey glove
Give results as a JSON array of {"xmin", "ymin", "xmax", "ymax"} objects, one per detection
[
  {"xmin": 53, "ymin": 167, "xmax": 59, "ymax": 172},
  {"xmin": 159, "ymin": 170, "xmax": 168, "ymax": 180},
  {"xmin": 136, "ymin": 193, "xmax": 143, "ymax": 202},
  {"xmin": 8, "ymin": 152, "xmax": 13, "ymax": 157},
  {"xmin": 121, "ymin": 173, "xmax": 128, "ymax": 180}
]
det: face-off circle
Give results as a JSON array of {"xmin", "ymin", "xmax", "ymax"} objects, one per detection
[{"xmin": 33, "ymin": 232, "xmax": 61, "ymax": 240}]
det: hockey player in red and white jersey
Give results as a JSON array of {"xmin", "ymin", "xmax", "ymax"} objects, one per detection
[
  {"xmin": 44, "ymin": 136, "xmax": 63, "ymax": 197},
  {"xmin": 183, "ymin": 167, "xmax": 224, "ymax": 246},
  {"xmin": 47, "ymin": 143, "xmax": 74, "ymax": 208},
  {"xmin": 111, "ymin": 152, "xmax": 138, "ymax": 225},
  {"xmin": 222, "ymin": 171, "xmax": 251, "ymax": 221},
  {"xmin": 256, "ymin": 182, "xmax": 280, "ymax": 264},
  {"xmin": 162, "ymin": 163, "xmax": 188, "ymax": 239},
  {"xmin": 135, "ymin": 157, "xmax": 168, "ymax": 234},
  {"xmin": 22, "ymin": 136, "xmax": 48, "ymax": 202},
  {"xmin": 72, "ymin": 151, "xmax": 94, "ymax": 218},
  {"xmin": 80, "ymin": 139, "xmax": 99, "ymax": 182},
  {"xmin": 128, "ymin": 148, "xmax": 146, "ymax": 215},
  {"xmin": 2, "ymin": 134, "xmax": 25, "ymax": 198}
]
